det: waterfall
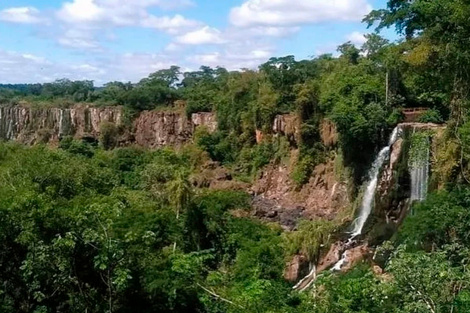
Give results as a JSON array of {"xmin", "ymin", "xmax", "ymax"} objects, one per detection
[
  {"xmin": 294, "ymin": 127, "xmax": 403, "ymax": 287},
  {"xmin": 349, "ymin": 127, "xmax": 401, "ymax": 239},
  {"xmin": 59, "ymin": 109, "xmax": 64, "ymax": 137},
  {"xmin": 331, "ymin": 253, "xmax": 347, "ymax": 271},
  {"xmin": 410, "ymin": 132, "xmax": 430, "ymax": 202}
]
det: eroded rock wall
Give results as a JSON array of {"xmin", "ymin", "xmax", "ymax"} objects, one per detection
[
  {"xmin": 273, "ymin": 114, "xmax": 300, "ymax": 144},
  {"xmin": 134, "ymin": 111, "xmax": 193, "ymax": 148},
  {"xmin": 252, "ymin": 154, "xmax": 350, "ymax": 230},
  {"xmin": 133, "ymin": 111, "xmax": 218, "ymax": 148},
  {"xmin": 0, "ymin": 106, "xmax": 219, "ymax": 147},
  {"xmin": 0, "ymin": 105, "xmax": 122, "ymax": 144}
]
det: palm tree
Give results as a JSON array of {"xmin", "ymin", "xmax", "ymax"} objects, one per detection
[{"xmin": 166, "ymin": 170, "xmax": 193, "ymax": 251}]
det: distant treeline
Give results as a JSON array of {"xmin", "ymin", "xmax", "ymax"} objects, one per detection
[{"xmin": 0, "ymin": 37, "xmax": 450, "ymax": 183}]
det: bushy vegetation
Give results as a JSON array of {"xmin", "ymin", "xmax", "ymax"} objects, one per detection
[
  {"xmin": 5, "ymin": 139, "xmax": 470, "ymax": 312},
  {"xmin": 0, "ymin": 142, "xmax": 300, "ymax": 312}
]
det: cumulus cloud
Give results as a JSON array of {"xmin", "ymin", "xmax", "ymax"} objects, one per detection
[
  {"xmin": 230, "ymin": 0, "xmax": 373, "ymax": 27},
  {"xmin": 187, "ymin": 46, "xmax": 273, "ymax": 70},
  {"xmin": 53, "ymin": 0, "xmax": 203, "ymax": 50},
  {"xmin": 176, "ymin": 26, "xmax": 225, "ymax": 45},
  {"xmin": 0, "ymin": 0, "xmax": 380, "ymax": 84},
  {"xmin": 0, "ymin": 7, "xmax": 45, "ymax": 24},
  {"xmin": 57, "ymin": 28, "xmax": 102, "ymax": 50},
  {"xmin": 57, "ymin": 0, "xmax": 198, "ymax": 32},
  {"xmin": 347, "ymin": 31, "xmax": 367, "ymax": 46},
  {"xmin": 0, "ymin": 48, "xmax": 191, "ymax": 85},
  {"xmin": 140, "ymin": 14, "xmax": 202, "ymax": 34},
  {"xmin": 0, "ymin": 50, "xmax": 60, "ymax": 83}
]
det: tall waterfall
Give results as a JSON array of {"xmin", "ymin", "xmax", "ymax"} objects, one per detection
[
  {"xmin": 350, "ymin": 126, "xmax": 401, "ymax": 239},
  {"xmin": 294, "ymin": 127, "xmax": 402, "ymax": 290},
  {"xmin": 410, "ymin": 133, "xmax": 430, "ymax": 202}
]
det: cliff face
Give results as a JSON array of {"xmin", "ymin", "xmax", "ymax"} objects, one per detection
[
  {"xmin": 191, "ymin": 112, "xmax": 217, "ymax": 133},
  {"xmin": 133, "ymin": 111, "xmax": 218, "ymax": 148},
  {"xmin": 371, "ymin": 122, "xmax": 445, "ymax": 243},
  {"xmin": 0, "ymin": 105, "xmax": 218, "ymax": 147},
  {"xmin": 0, "ymin": 106, "xmax": 122, "ymax": 144},
  {"xmin": 273, "ymin": 114, "xmax": 300, "ymax": 144},
  {"xmin": 252, "ymin": 154, "xmax": 350, "ymax": 230},
  {"xmin": 252, "ymin": 118, "xmax": 348, "ymax": 230},
  {"xmin": 134, "ymin": 111, "xmax": 193, "ymax": 148}
]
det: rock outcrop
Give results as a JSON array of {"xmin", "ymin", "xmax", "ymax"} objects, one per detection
[
  {"xmin": 191, "ymin": 112, "xmax": 218, "ymax": 133},
  {"xmin": 252, "ymin": 154, "xmax": 349, "ymax": 230},
  {"xmin": 133, "ymin": 111, "xmax": 218, "ymax": 148},
  {"xmin": 0, "ymin": 105, "xmax": 219, "ymax": 148},
  {"xmin": 320, "ymin": 119, "xmax": 338, "ymax": 147},
  {"xmin": 284, "ymin": 255, "xmax": 310, "ymax": 282},
  {"xmin": 0, "ymin": 105, "xmax": 122, "ymax": 144},
  {"xmin": 273, "ymin": 114, "xmax": 300, "ymax": 144},
  {"xmin": 134, "ymin": 111, "xmax": 193, "ymax": 148}
]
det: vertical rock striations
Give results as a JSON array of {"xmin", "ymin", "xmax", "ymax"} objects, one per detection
[
  {"xmin": 133, "ymin": 111, "xmax": 218, "ymax": 148},
  {"xmin": 0, "ymin": 105, "xmax": 122, "ymax": 144},
  {"xmin": 0, "ymin": 105, "xmax": 219, "ymax": 148},
  {"xmin": 133, "ymin": 111, "xmax": 193, "ymax": 148}
]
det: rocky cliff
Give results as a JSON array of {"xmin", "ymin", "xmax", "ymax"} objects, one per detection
[
  {"xmin": 372, "ymin": 122, "xmax": 446, "ymax": 240},
  {"xmin": 252, "ymin": 156, "xmax": 350, "ymax": 230},
  {"xmin": 0, "ymin": 105, "xmax": 122, "ymax": 144},
  {"xmin": 0, "ymin": 105, "xmax": 218, "ymax": 147},
  {"xmin": 133, "ymin": 111, "xmax": 218, "ymax": 148},
  {"xmin": 252, "ymin": 116, "xmax": 348, "ymax": 231},
  {"xmin": 285, "ymin": 122, "xmax": 446, "ymax": 284}
]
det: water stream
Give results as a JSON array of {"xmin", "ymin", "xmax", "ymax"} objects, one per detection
[
  {"xmin": 349, "ymin": 126, "xmax": 401, "ymax": 239},
  {"xmin": 410, "ymin": 132, "xmax": 430, "ymax": 202},
  {"xmin": 329, "ymin": 127, "xmax": 401, "ymax": 273},
  {"xmin": 295, "ymin": 127, "xmax": 402, "ymax": 290}
]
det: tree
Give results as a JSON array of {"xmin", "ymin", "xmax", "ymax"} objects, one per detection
[
  {"xmin": 167, "ymin": 170, "xmax": 193, "ymax": 221},
  {"xmin": 337, "ymin": 42, "xmax": 360, "ymax": 64}
]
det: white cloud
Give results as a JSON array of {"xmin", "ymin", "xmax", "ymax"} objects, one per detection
[
  {"xmin": 57, "ymin": 0, "xmax": 197, "ymax": 30},
  {"xmin": 347, "ymin": 31, "xmax": 367, "ymax": 46},
  {"xmin": 105, "ymin": 53, "xmax": 179, "ymax": 82},
  {"xmin": 164, "ymin": 43, "xmax": 183, "ymax": 52},
  {"xmin": 0, "ymin": 49, "xmax": 182, "ymax": 85},
  {"xmin": 58, "ymin": 0, "xmax": 102, "ymax": 23},
  {"xmin": 0, "ymin": 50, "xmax": 54, "ymax": 83},
  {"xmin": 189, "ymin": 52, "xmax": 221, "ymax": 66},
  {"xmin": 97, "ymin": 0, "xmax": 195, "ymax": 11},
  {"xmin": 140, "ymin": 14, "xmax": 202, "ymax": 34},
  {"xmin": 230, "ymin": 0, "xmax": 372, "ymax": 27},
  {"xmin": 54, "ymin": 0, "xmax": 203, "ymax": 50},
  {"xmin": 249, "ymin": 26, "xmax": 300, "ymax": 37},
  {"xmin": 57, "ymin": 28, "xmax": 102, "ymax": 50},
  {"xmin": 187, "ymin": 47, "xmax": 273, "ymax": 70},
  {"xmin": 176, "ymin": 26, "xmax": 225, "ymax": 45},
  {"xmin": 0, "ymin": 7, "xmax": 45, "ymax": 24}
]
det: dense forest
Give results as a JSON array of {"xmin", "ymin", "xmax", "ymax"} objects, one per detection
[{"xmin": 2, "ymin": 0, "xmax": 470, "ymax": 312}]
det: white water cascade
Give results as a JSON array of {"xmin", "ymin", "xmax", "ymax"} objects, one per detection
[
  {"xmin": 410, "ymin": 134, "xmax": 430, "ymax": 202},
  {"xmin": 349, "ymin": 126, "xmax": 401, "ymax": 239},
  {"xmin": 329, "ymin": 127, "xmax": 402, "ymax": 273},
  {"xmin": 294, "ymin": 127, "xmax": 403, "ymax": 289}
]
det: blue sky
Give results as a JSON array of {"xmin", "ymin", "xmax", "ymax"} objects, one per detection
[{"xmin": 0, "ymin": 0, "xmax": 395, "ymax": 84}]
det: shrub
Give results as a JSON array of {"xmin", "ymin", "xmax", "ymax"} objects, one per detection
[
  {"xmin": 99, "ymin": 121, "xmax": 118, "ymax": 150},
  {"xmin": 418, "ymin": 108, "xmax": 444, "ymax": 124},
  {"xmin": 59, "ymin": 136, "xmax": 95, "ymax": 158}
]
